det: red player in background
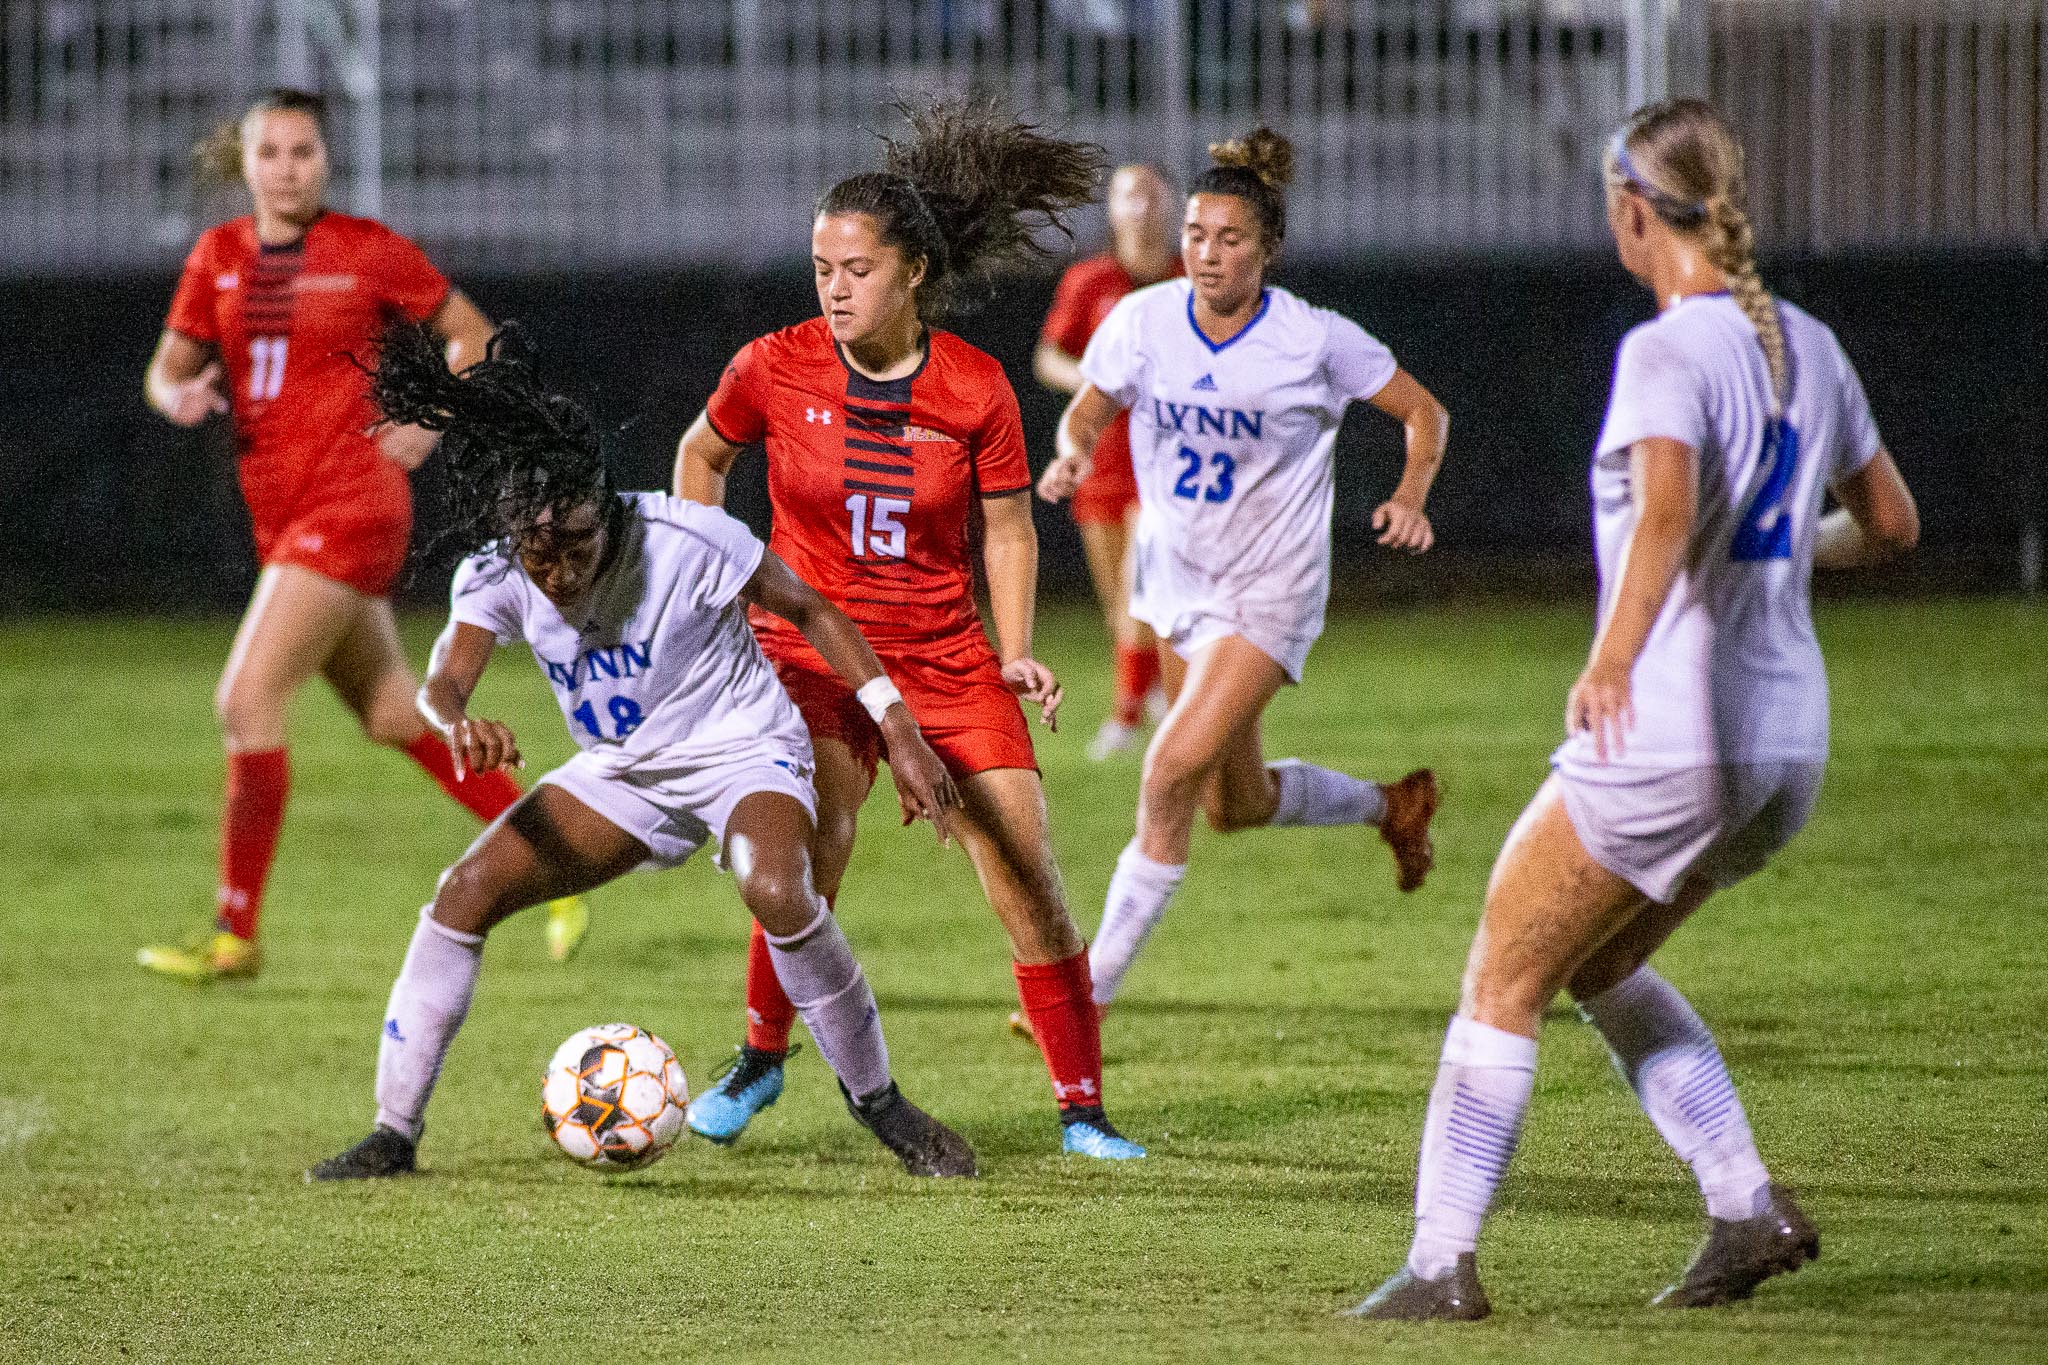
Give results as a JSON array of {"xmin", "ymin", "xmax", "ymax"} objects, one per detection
[
  {"xmin": 674, "ymin": 100, "xmax": 1145, "ymax": 1160},
  {"xmin": 1034, "ymin": 164, "xmax": 1183, "ymax": 760},
  {"xmin": 136, "ymin": 88, "xmax": 586, "ymax": 981}
]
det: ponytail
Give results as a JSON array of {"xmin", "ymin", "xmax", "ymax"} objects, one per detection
[{"xmin": 192, "ymin": 87, "xmax": 328, "ymax": 185}]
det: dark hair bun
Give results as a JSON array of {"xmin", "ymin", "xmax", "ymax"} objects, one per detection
[{"xmin": 1208, "ymin": 127, "xmax": 1294, "ymax": 190}]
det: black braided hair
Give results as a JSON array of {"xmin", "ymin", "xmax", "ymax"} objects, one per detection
[
  {"xmin": 817, "ymin": 97, "xmax": 1106, "ymax": 320},
  {"xmin": 364, "ymin": 320, "xmax": 619, "ymax": 564}
]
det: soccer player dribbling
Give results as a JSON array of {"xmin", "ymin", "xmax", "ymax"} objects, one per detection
[
  {"xmin": 673, "ymin": 100, "xmax": 1145, "ymax": 1160},
  {"xmin": 136, "ymin": 88, "xmax": 586, "ymax": 981},
  {"xmin": 1348, "ymin": 99, "xmax": 1920, "ymax": 1321},
  {"xmin": 1032, "ymin": 164, "xmax": 1183, "ymax": 760},
  {"xmin": 310, "ymin": 324, "xmax": 974, "ymax": 1181},
  {"xmin": 1038, "ymin": 128, "xmax": 1450, "ymax": 1017}
]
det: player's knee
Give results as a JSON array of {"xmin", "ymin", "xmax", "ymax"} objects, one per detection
[
  {"xmin": 430, "ymin": 858, "xmax": 504, "ymax": 936},
  {"xmin": 737, "ymin": 864, "xmax": 814, "ymax": 936},
  {"xmin": 214, "ymin": 679, "xmax": 285, "ymax": 750}
]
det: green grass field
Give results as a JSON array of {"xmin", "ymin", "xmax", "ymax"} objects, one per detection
[{"xmin": 2, "ymin": 601, "xmax": 2042, "ymax": 1363}]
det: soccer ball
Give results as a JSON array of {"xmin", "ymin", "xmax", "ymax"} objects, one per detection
[{"xmin": 541, "ymin": 1023, "xmax": 689, "ymax": 1170}]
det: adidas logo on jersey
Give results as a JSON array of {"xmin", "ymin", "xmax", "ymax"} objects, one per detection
[
  {"xmin": 1192, "ymin": 373, "xmax": 1218, "ymax": 391},
  {"xmin": 806, "ymin": 407, "xmax": 833, "ymax": 425}
]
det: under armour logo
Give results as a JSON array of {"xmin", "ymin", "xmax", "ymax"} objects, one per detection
[
  {"xmin": 806, "ymin": 407, "xmax": 833, "ymax": 425},
  {"xmin": 383, "ymin": 1018, "xmax": 407, "ymax": 1044},
  {"xmin": 1053, "ymin": 1076, "xmax": 1099, "ymax": 1099},
  {"xmin": 1192, "ymin": 373, "xmax": 1218, "ymax": 392}
]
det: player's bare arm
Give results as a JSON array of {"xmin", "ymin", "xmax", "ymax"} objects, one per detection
[
  {"xmin": 376, "ymin": 291, "xmax": 499, "ymax": 472},
  {"xmin": 1040, "ymin": 382, "xmax": 1122, "ymax": 503},
  {"xmin": 739, "ymin": 548, "xmax": 960, "ymax": 838},
  {"xmin": 1816, "ymin": 449, "xmax": 1919, "ymax": 569},
  {"xmin": 417, "ymin": 619, "xmax": 522, "ymax": 779},
  {"xmin": 980, "ymin": 490, "xmax": 1063, "ymax": 729},
  {"xmin": 144, "ymin": 328, "xmax": 228, "ymax": 427},
  {"xmin": 1566, "ymin": 435, "xmax": 1698, "ymax": 763},
  {"xmin": 1032, "ymin": 340, "xmax": 1085, "ymax": 395},
  {"xmin": 674, "ymin": 412, "xmax": 744, "ymax": 507},
  {"xmin": 1365, "ymin": 367, "xmax": 1449, "ymax": 554}
]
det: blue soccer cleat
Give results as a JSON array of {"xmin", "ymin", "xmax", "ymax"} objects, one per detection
[
  {"xmin": 1060, "ymin": 1108, "xmax": 1147, "ymax": 1160},
  {"xmin": 685, "ymin": 1044, "xmax": 789, "ymax": 1146}
]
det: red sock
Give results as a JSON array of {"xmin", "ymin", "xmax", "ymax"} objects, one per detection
[
  {"xmin": 1113, "ymin": 643, "xmax": 1155, "ymax": 726},
  {"xmin": 405, "ymin": 733, "xmax": 522, "ymax": 823},
  {"xmin": 216, "ymin": 747, "xmax": 289, "ymax": 941},
  {"xmin": 744, "ymin": 917, "xmax": 799, "ymax": 1053},
  {"xmin": 1013, "ymin": 951, "xmax": 1105, "ymax": 1113}
]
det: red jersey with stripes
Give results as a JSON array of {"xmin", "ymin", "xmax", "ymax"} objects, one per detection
[
  {"xmin": 165, "ymin": 212, "xmax": 450, "ymax": 541},
  {"xmin": 706, "ymin": 317, "xmax": 1032, "ymax": 647},
  {"xmin": 1041, "ymin": 252, "xmax": 1183, "ymax": 510}
]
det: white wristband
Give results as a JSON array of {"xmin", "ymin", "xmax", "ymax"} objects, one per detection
[{"xmin": 856, "ymin": 675, "xmax": 904, "ymax": 725}]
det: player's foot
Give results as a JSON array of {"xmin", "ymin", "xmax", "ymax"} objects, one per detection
[
  {"xmin": 544, "ymin": 896, "xmax": 590, "ymax": 963},
  {"xmin": 1060, "ymin": 1106, "xmax": 1146, "ymax": 1160},
  {"xmin": 136, "ymin": 927, "xmax": 261, "ymax": 982},
  {"xmin": 1377, "ymin": 768, "xmax": 1439, "ymax": 893},
  {"xmin": 1088, "ymin": 716, "xmax": 1140, "ymax": 761},
  {"xmin": 1654, "ymin": 1183, "xmax": 1819, "ymax": 1307},
  {"xmin": 1342, "ymin": 1253, "xmax": 1491, "ymax": 1321},
  {"xmin": 685, "ymin": 1044, "xmax": 789, "ymax": 1146},
  {"xmin": 305, "ymin": 1125, "xmax": 417, "ymax": 1182},
  {"xmin": 843, "ymin": 1081, "xmax": 977, "ymax": 1178}
]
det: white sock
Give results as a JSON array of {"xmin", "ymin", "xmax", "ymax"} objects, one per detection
[
  {"xmin": 1088, "ymin": 841, "xmax": 1186, "ymax": 1006},
  {"xmin": 1267, "ymin": 759, "xmax": 1387, "ymax": 827},
  {"xmin": 765, "ymin": 901, "xmax": 891, "ymax": 1104},
  {"xmin": 1408, "ymin": 1015, "xmax": 1539, "ymax": 1279},
  {"xmin": 1579, "ymin": 966, "xmax": 1771, "ymax": 1220},
  {"xmin": 374, "ymin": 907, "xmax": 484, "ymax": 1142}
]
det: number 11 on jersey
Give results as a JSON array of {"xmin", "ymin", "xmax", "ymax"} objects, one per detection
[{"xmin": 846, "ymin": 494, "xmax": 908, "ymax": 558}]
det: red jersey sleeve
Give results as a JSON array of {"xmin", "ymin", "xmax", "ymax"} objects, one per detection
[
  {"xmin": 368, "ymin": 223, "xmax": 451, "ymax": 322},
  {"xmin": 165, "ymin": 230, "xmax": 221, "ymax": 343},
  {"xmin": 704, "ymin": 339, "xmax": 770, "ymax": 446},
  {"xmin": 972, "ymin": 375, "xmax": 1031, "ymax": 497},
  {"xmin": 1038, "ymin": 260, "xmax": 1097, "ymax": 357}
]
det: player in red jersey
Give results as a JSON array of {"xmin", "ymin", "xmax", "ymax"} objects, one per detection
[
  {"xmin": 1033, "ymin": 164, "xmax": 1182, "ymax": 760},
  {"xmin": 135, "ymin": 89, "xmax": 586, "ymax": 981},
  {"xmin": 673, "ymin": 101, "xmax": 1144, "ymax": 1160}
]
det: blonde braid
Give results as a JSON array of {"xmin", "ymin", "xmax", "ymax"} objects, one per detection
[{"xmin": 1704, "ymin": 195, "xmax": 1789, "ymax": 415}]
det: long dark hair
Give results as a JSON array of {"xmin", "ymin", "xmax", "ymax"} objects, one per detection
[
  {"xmin": 817, "ymin": 98, "xmax": 1106, "ymax": 320},
  {"xmin": 364, "ymin": 321, "xmax": 620, "ymax": 562}
]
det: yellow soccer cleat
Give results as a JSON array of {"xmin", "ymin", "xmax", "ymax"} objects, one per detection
[
  {"xmin": 545, "ymin": 896, "xmax": 591, "ymax": 963},
  {"xmin": 136, "ymin": 929, "xmax": 262, "ymax": 982}
]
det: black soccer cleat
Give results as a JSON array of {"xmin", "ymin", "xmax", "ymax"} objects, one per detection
[
  {"xmin": 305, "ymin": 1125, "xmax": 418, "ymax": 1182},
  {"xmin": 1342, "ymin": 1253, "xmax": 1492, "ymax": 1322},
  {"xmin": 1654, "ymin": 1183, "xmax": 1820, "ymax": 1307},
  {"xmin": 842, "ymin": 1081, "xmax": 977, "ymax": 1178}
]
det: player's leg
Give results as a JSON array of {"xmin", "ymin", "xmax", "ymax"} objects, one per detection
[
  {"xmin": 309, "ymin": 784, "xmax": 646, "ymax": 1179},
  {"xmin": 723, "ymin": 789, "xmax": 973, "ymax": 1177},
  {"xmin": 320, "ymin": 599, "xmax": 590, "ymax": 961},
  {"xmin": 1079, "ymin": 517, "xmax": 1152, "ymax": 760},
  {"xmin": 139, "ymin": 565, "xmax": 363, "ymax": 980},
  {"xmin": 1349, "ymin": 778, "xmax": 1646, "ymax": 1319},
  {"xmin": 953, "ymin": 767, "xmax": 1143, "ymax": 1159}
]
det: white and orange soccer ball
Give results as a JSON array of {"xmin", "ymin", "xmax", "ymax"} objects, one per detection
[{"xmin": 541, "ymin": 1023, "xmax": 689, "ymax": 1170}]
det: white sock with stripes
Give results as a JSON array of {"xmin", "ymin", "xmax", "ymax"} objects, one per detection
[
  {"xmin": 1088, "ymin": 841, "xmax": 1186, "ymax": 1006},
  {"xmin": 1267, "ymin": 759, "xmax": 1387, "ymax": 827},
  {"xmin": 1579, "ymin": 966, "xmax": 1771, "ymax": 1220},
  {"xmin": 1407, "ymin": 1015, "xmax": 1539, "ymax": 1279}
]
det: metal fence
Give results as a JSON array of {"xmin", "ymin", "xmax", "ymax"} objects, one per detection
[{"xmin": 1, "ymin": 2, "xmax": 2041, "ymax": 272}]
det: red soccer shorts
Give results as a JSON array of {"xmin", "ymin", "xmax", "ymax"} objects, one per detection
[
  {"xmin": 1071, "ymin": 413, "xmax": 1139, "ymax": 527},
  {"xmin": 256, "ymin": 499, "xmax": 412, "ymax": 599},
  {"xmin": 763, "ymin": 622, "xmax": 1037, "ymax": 784}
]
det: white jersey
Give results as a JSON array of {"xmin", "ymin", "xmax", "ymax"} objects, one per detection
[
  {"xmin": 448, "ymin": 492, "xmax": 809, "ymax": 771},
  {"xmin": 1080, "ymin": 279, "xmax": 1397, "ymax": 651},
  {"xmin": 1559, "ymin": 293, "xmax": 1882, "ymax": 769}
]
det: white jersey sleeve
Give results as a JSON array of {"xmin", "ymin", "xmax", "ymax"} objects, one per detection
[
  {"xmin": 1321, "ymin": 313, "xmax": 1398, "ymax": 405},
  {"xmin": 1596, "ymin": 326, "xmax": 1712, "ymax": 457},
  {"xmin": 1078, "ymin": 292, "xmax": 1146, "ymax": 407},
  {"xmin": 661, "ymin": 496, "xmax": 766, "ymax": 612},
  {"xmin": 447, "ymin": 553, "xmax": 525, "ymax": 645},
  {"xmin": 1829, "ymin": 337, "xmax": 1882, "ymax": 480}
]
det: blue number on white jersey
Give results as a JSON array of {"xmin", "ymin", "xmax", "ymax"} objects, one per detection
[{"xmin": 1730, "ymin": 419, "xmax": 1800, "ymax": 562}]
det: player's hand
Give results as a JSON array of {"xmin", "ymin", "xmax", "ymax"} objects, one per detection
[
  {"xmin": 1002, "ymin": 658, "xmax": 1063, "ymax": 731},
  {"xmin": 1371, "ymin": 498, "xmax": 1434, "ymax": 554},
  {"xmin": 880, "ymin": 710, "xmax": 959, "ymax": 846},
  {"xmin": 446, "ymin": 716, "xmax": 524, "ymax": 778},
  {"xmin": 165, "ymin": 362, "xmax": 229, "ymax": 427},
  {"xmin": 1565, "ymin": 661, "xmax": 1634, "ymax": 764},
  {"xmin": 1036, "ymin": 454, "xmax": 1092, "ymax": 504},
  {"xmin": 376, "ymin": 422, "xmax": 439, "ymax": 472}
]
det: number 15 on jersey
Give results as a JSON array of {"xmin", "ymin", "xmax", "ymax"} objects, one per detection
[{"xmin": 846, "ymin": 494, "xmax": 908, "ymax": 558}]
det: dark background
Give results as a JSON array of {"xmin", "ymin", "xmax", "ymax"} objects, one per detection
[{"xmin": 3, "ymin": 252, "xmax": 2040, "ymax": 614}]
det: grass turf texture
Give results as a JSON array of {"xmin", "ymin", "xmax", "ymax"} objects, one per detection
[{"xmin": 1, "ymin": 601, "xmax": 2042, "ymax": 1363}]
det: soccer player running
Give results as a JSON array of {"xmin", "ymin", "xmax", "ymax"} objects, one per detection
[
  {"xmin": 673, "ymin": 101, "xmax": 1144, "ymax": 1161},
  {"xmin": 1034, "ymin": 164, "xmax": 1183, "ymax": 761},
  {"xmin": 136, "ymin": 88, "xmax": 586, "ymax": 980},
  {"xmin": 1038, "ymin": 129, "xmax": 1449, "ymax": 1016},
  {"xmin": 310, "ymin": 325, "xmax": 975, "ymax": 1181},
  {"xmin": 1348, "ymin": 100, "xmax": 1919, "ymax": 1320}
]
